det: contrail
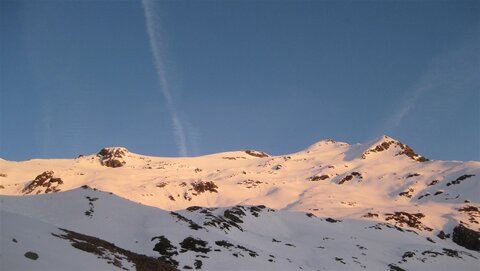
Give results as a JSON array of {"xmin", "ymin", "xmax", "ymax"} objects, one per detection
[
  {"xmin": 142, "ymin": 0, "xmax": 189, "ymax": 156},
  {"xmin": 382, "ymin": 39, "xmax": 479, "ymax": 133}
]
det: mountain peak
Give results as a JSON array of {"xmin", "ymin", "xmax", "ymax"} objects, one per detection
[
  {"xmin": 305, "ymin": 138, "xmax": 350, "ymax": 152},
  {"xmin": 97, "ymin": 147, "xmax": 129, "ymax": 156},
  {"xmin": 378, "ymin": 134, "xmax": 398, "ymax": 142},
  {"xmin": 361, "ymin": 135, "xmax": 428, "ymax": 162}
]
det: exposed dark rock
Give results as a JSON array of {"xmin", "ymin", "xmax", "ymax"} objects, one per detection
[
  {"xmin": 388, "ymin": 264, "xmax": 406, "ymax": 271},
  {"xmin": 458, "ymin": 206, "xmax": 479, "ymax": 212},
  {"xmin": 401, "ymin": 251, "xmax": 415, "ymax": 262},
  {"xmin": 187, "ymin": 206, "xmax": 203, "ymax": 212},
  {"xmin": 442, "ymin": 248, "xmax": 461, "ymax": 258},
  {"xmin": 244, "ymin": 150, "xmax": 270, "ymax": 158},
  {"xmin": 452, "ymin": 224, "xmax": 480, "ymax": 251},
  {"xmin": 361, "ymin": 136, "xmax": 428, "ymax": 162},
  {"xmin": 237, "ymin": 179, "xmax": 264, "ymax": 188},
  {"xmin": 201, "ymin": 206, "xmax": 249, "ymax": 232},
  {"xmin": 384, "ymin": 212, "xmax": 432, "ymax": 231},
  {"xmin": 53, "ymin": 229, "xmax": 176, "ymax": 270},
  {"xmin": 23, "ymin": 171, "xmax": 63, "ymax": 195},
  {"xmin": 363, "ymin": 212, "xmax": 379, "ymax": 218},
  {"xmin": 338, "ymin": 172, "xmax": 363, "ymax": 184},
  {"xmin": 97, "ymin": 147, "xmax": 128, "ymax": 168},
  {"xmin": 417, "ymin": 248, "xmax": 478, "ymax": 260},
  {"xmin": 179, "ymin": 237, "xmax": 211, "ymax": 254},
  {"xmin": 417, "ymin": 193, "xmax": 431, "ymax": 200},
  {"xmin": 194, "ymin": 259, "xmax": 202, "ymax": 269},
  {"xmin": 356, "ymin": 244, "xmax": 367, "ymax": 250},
  {"xmin": 398, "ymin": 188, "xmax": 414, "ymax": 198},
  {"xmin": 204, "ymin": 214, "xmax": 242, "ymax": 232},
  {"xmin": 421, "ymin": 250, "xmax": 443, "ymax": 257},
  {"xmin": 151, "ymin": 235, "xmax": 179, "ymax": 267},
  {"xmin": 224, "ymin": 207, "xmax": 246, "ymax": 224},
  {"xmin": 170, "ymin": 212, "xmax": 203, "ymax": 230},
  {"xmin": 310, "ymin": 175, "xmax": 330, "ymax": 181},
  {"xmin": 215, "ymin": 240, "xmax": 234, "ymax": 248},
  {"xmin": 396, "ymin": 145, "xmax": 428, "ymax": 162},
  {"xmin": 458, "ymin": 206, "xmax": 480, "ymax": 224},
  {"xmin": 24, "ymin": 251, "xmax": 38, "ymax": 260},
  {"xmin": 406, "ymin": 173, "xmax": 420, "ymax": 178},
  {"xmin": 183, "ymin": 192, "xmax": 192, "ymax": 201},
  {"xmin": 236, "ymin": 245, "xmax": 259, "ymax": 257},
  {"xmin": 446, "ymin": 174, "xmax": 475, "ymax": 186},
  {"xmin": 84, "ymin": 196, "xmax": 98, "ymax": 218},
  {"xmin": 367, "ymin": 222, "xmax": 418, "ymax": 234},
  {"xmin": 248, "ymin": 205, "xmax": 266, "ymax": 217},
  {"xmin": 437, "ymin": 231, "xmax": 450, "ymax": 239},
  {"xmin": 325, "ymin": 218, "xmax": 340, "ymax": 223},
  {"xmin": 191, "ymin": 181, "xmax": 218, "ymax": 194},
  {"xmin": 306, "ymin": 212, "xmax": 316, "ymax": 218}
]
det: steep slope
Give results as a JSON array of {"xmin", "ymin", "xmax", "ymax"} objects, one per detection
[{"xmin": 1, "ymin": 188, "xmax": 478, "ymax": 270}]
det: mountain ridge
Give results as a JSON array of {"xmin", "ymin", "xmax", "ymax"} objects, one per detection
[
  {"xmin": 1, "ymin": 135, "xmax": 479, "ymax": 270},
  {"xmin": 1, "ymin": 135, "xmax": 426, "ymax": 162}
]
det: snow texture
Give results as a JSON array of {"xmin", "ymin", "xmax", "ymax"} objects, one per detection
[{"xmin": 1, "ymin": 135, "xmax": 479, "ymax": 270}]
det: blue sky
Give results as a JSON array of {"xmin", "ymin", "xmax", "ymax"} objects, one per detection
[{"xmin": 1, "ymin": 0, "xmax": 479, "ymax": 161}]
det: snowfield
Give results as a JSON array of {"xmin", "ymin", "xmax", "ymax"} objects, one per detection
[{"xmin": 1, "ymin": 135, "xmax": 479, "ymax": 270}]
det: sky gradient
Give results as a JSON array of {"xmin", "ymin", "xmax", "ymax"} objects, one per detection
[{"xmin": 1, "ymin": 0, "xmax": 479, "ymax": 161}]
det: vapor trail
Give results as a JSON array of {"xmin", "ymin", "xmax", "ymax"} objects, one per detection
[
  {"xmin": 382, "ymin": 40, "xmax": 479, "ymax": 133},
  {"xmin": 142, "ymin": 0, "xmax": 189, "ymax": 156}
]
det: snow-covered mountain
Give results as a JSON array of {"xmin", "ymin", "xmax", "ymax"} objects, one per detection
[{"xmin": 1, "ymin": 135, "xmax": 479, "ymax": 270}]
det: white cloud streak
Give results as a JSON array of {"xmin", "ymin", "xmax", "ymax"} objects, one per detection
[
  {"xmin": 142, "ymin": 0, "xmax": 189, "ymax": 156},
  {"xmin": 383, "ymin": 40, "xmax": 480, "ymax": 132}
]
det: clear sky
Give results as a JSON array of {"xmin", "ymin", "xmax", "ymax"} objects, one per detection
[{"xmin": 1, "ymin": 0, "xmax": 479, "ymax": 161}]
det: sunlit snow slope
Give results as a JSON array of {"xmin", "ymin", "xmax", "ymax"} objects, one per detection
[{"xmin": 1, "ymin": 135, "xmax": 479, "ymax": 270}]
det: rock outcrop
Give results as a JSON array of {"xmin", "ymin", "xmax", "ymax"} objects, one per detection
[
  {"xmin": 361, "ymin": 136, "xmax": 428, "ymax": 162},
  {"xmin": 23, "ymin": 171, "xmax": 63, "ymax": 195},
  {"xmin": 244, "ymin": 150, "xmax": 270, "ymax": 158},
  {"xmin": 452, "ymin": 224, "xmax": 480, "ymax": 251},
  {"xmin": 97, "ymin": 147, "xmax": 128, "ymax": 168}
]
